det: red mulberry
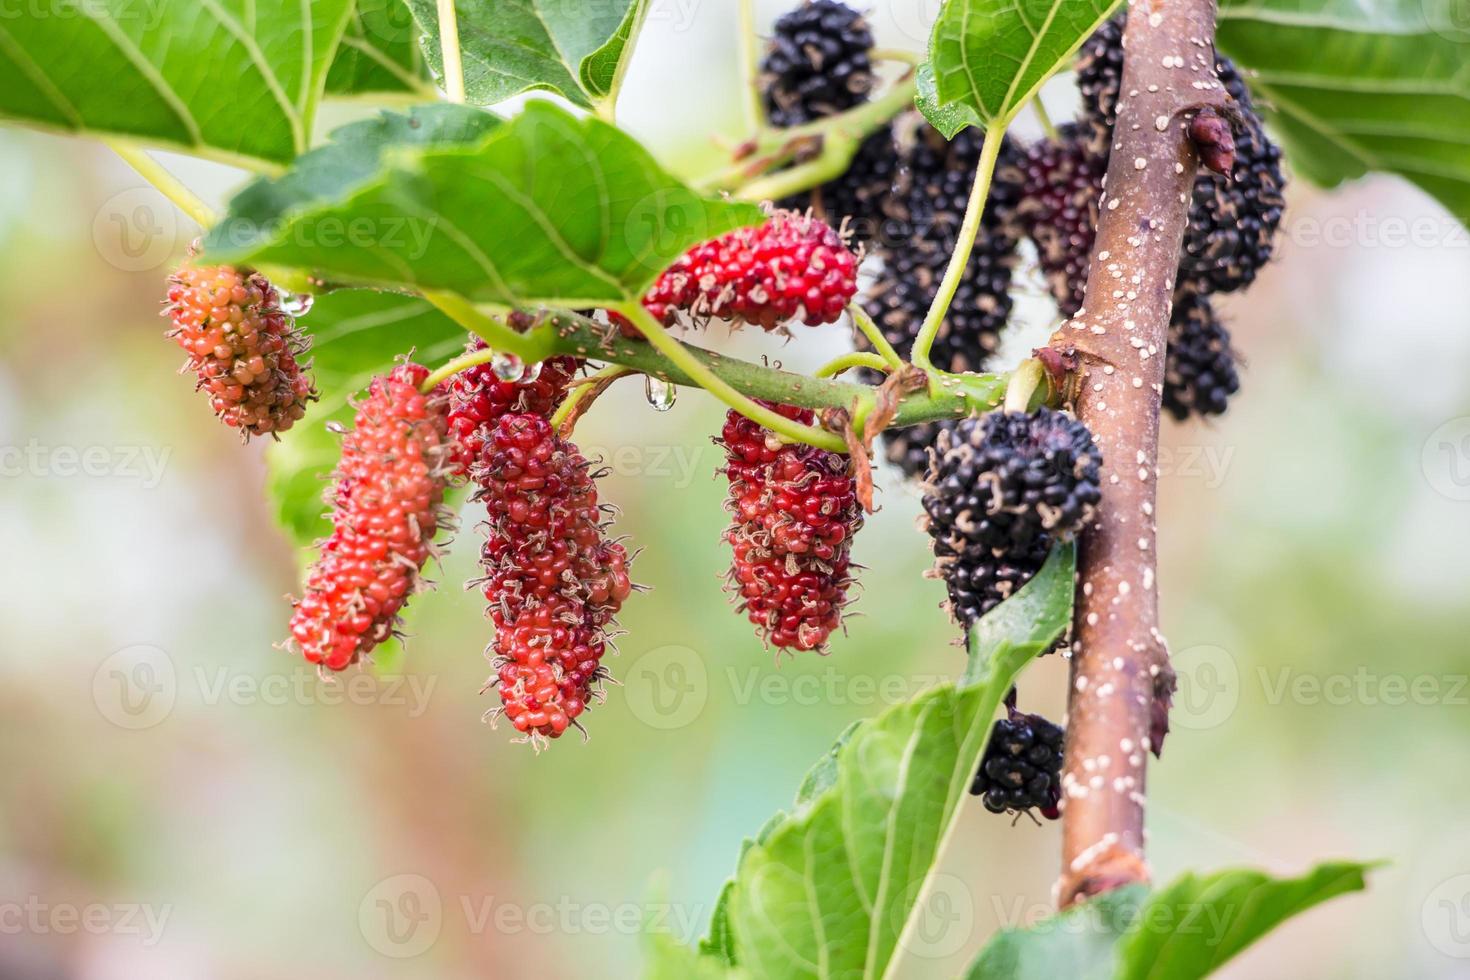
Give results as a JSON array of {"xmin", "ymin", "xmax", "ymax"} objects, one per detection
[
  {"xmin": 444, "ymin": 337, "xmax": 579, "ymax": 470},
  {"xmin": 165, "ymin": 262, "xmax": 315, "ymax": 437},
  {"xmin": 718, "ymin": 404, "xmax": 863, "ymax": 653},
  {"xmin": 473, "ymin": 414, "xmax": 632, "ymax": 743},
  {"xmin": 288, "ymin": 363, "xmax": 452, "ymax": 671},
  {"xmin": 634, "ymin": 211, "xmax": 859, "ymax": 331}
]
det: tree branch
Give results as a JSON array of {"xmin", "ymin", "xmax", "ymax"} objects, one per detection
[{"xmin": 1050, "ymin": 0, "xmax": 1231, "ymax": 909}]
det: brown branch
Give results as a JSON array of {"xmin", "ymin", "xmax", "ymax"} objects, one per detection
[{"xmin": 1051, "ymin": 0, "xmax": 1231, "ymax": 909}]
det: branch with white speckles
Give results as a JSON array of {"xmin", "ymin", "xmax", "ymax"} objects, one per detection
[{"xmin": 1049, "ymin": 0, "xmax": 1231, "ymax": 909}]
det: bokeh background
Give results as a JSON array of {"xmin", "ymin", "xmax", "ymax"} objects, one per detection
[{"xmin": 2, "ymin": 2, "xmax": 1469, "ymax": 978}]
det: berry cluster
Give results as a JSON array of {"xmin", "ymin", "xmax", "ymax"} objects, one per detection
[
  {"xmin": 474, "ymin": 415, "xmax": 631, "ymax": 742},
  {"xmin": 1007, "ymin": 124, "xmax": 1107, "ymax": 319},
  {"xmin": 288, "ymin": 363, "xmax": 452, "ymax": 671},
  {"xmin": 971, "ymin": 702, "xmax": 1065, "ymax": 819},
  {"xmin": 165, "ymin": 262, "xmax": 315, "ymax": 438},
  {"xmin": 1077, "ymin": 16, "xmax": 1286, "ymax": 295},
  {"xmin": 445, "ymin": 338, "xmax": 579, "ymax": 470},
  {"xmin": 1162, "ymin": 287, "xmax": 1240, "ymax": 421},
  {"xmin": 632, "ymin": 210, "xmax": 859, "ymax": 332},
  {"xmin": 923, "ymin": 408, "xmax": 1101, "ymax": 626},
  {"xmin": 760, "ymin": 0, "xmax": 874, "ymax": 128},
  {"xmin": 719, "ymin": 403, "xmax": 863, "ymax": 653}
]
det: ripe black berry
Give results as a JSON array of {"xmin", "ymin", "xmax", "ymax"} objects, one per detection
[
  {"xmin": 1163, "ymin": 287, "xmax": 1240, "ymax": 421},
  {"xmin": 922, "ymin": 408, "xmax": 1101, "ymax": 626},
  {"xmin": 786, "ymin": 125, "xmax": 902, "ymax": 247},
  {"xmin": 1007, "ymin": 123, "xmax": 1107, "ymax": 318},
  {"xmin": 760, "ymin": 0, "xmax": 874, "ymax": 128},
  {"xmin": 970, "ymin": 704, "xmax": 1065, "ymax": 819}
]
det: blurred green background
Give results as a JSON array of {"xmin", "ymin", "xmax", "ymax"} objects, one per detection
[{"xmin": 2, "ymin": 3, "xmax": 1470, "ymax": 978}]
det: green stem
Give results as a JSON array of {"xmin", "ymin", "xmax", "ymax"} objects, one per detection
[
  {"xmin": 735, "ymin": 132, "xmax": 856, "ymax": 201},
  {"xmin": 737, "ymin": 0, "xmax": 765, "ymax": 133},
  {"xmin": 549, "ymin": 365, "xmax": 634, "ymax": 431},
  {"xmin": 437, "ymin": 0, "xmax": 466, "ymax": 104},
  {"xmin": 1003, "ymin": 358, "xmax": 1045, "ymax": 413},
  {"xmin": 421, "ymin": 291, "xmax": 555, "ymax": 361},
  {"xmin": 1032, "ymin": 96, "xmax": 1060, "ymax": 142},
  {"xmin": 910, "ymin": 124, "xmax": 1005, "ymax": 374},
  {"xmin": 816, "ymin": 352, "xmax": 892, "ymax": 378},
  {"xmin": 848, "ymin": 303, "xmax": 904, "ymax": 368},
  {"xmin": 615, "ymin": 303, "xmax": 848, "ymax": 452},
  {"xmin": 419, "ymin": 343, "xmax": 495, "ymax": 392},
  {"xmin": 869, "ymin": 47, "xmax": 920, "ymax": 66},
  {"xmin": 107, "ymin": 141, "xmax": 215, "ymax": 228}
]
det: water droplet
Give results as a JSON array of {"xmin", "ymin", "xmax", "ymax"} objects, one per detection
[
  {"xmin": 279, "ymin": 292, "xmax": 314, "ymax": 317},
  {"xmin": 644, "ymin": 376, "xmax": 676, "ymax": 412},
  {"xmin": 523, "ymin": 360, "xmax": 543, "ymax": 382},
  {"xmin": 491, "ymin": 352, "xmax": 525, "ymax": 382}
]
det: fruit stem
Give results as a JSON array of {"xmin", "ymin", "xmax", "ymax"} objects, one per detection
[
  {"xmin": 869, "ymin": 47, "xmax": 920, "ymax": 67},
  {"xmin": 1003, "ymin": 358, "xmax": 1045, "ymax": 414},
  {"xmin": 909, "ymin": 122, "xmax": 1005, "ymax": 376},
  {"xmin": 734, "ymin": 132, "xmax": 857, "ymax": 202},
  {"xmin": 737, "ymin": 0, "xmax": 765, "ymax": 133},
  {"xmin": 549, "ymin": 365, "xmax": 636, "ymax": 433},
  {"xmin": 815, "ymin": 352, "xmax": 892, "ymax": 378},
  {"xmin": 421, "ymin": 291, "xmax": 554, "ymax": 362},
  {"xmin": 613, "ymin": 302, "xmax": 849, "ymax": 452},
  {"xmin": 1031, "ymin": 96, "xmax": 1060, "ymax": 142},
  {"xmin": 107, "ymin": 141, "xmax": 215, "ymax": 229},
  {"xmin": 419, "ymin": 344, "xmax": 497, "ymax": 392},
  {"xmin": 847, "ymin": 302, "xmax": 905, "ymax": 369},
  {"xmin": 1048, "ymin": 0, "xmax": 1232, "ymax": 911},
  {"xmin": 436, "ymin": 0, "xmax": 466, "ymax": 104}
]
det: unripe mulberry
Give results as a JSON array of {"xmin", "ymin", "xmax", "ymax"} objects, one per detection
[
  {"xmin": 635, "ymin": 211, "xmax": 859, "ymax": 331},
  {"xmin": 760, "ymin": 0, "xmax": 874, "ymax": 128},
  {"xmin": 970, "ymin": 703, "xmax": 1064, "ymax": 819},
  {"xmin": 1163, "ymin": 287, "xmax": 1240, "ymax": 421},
  {"xmin": 474, "ymin": 413, "xmax": 632, "ymax": 743},
  {"xmin": 1077, "ymin": 16, "xmax": 1286, "ymax": 294},
  {"xmin": 923, "ymin": 408, "xmax": 1101, "ymax": 626},
  {"xmin": 444, "ymin": 337, "xmax": 579, "ymax": 470},
  {"xmin": 718, "ymin": 403, "xmax": 863, "ymax": 653},
  {"xmin": 288, "ymin": 363, "xmax": 452, "ymax": 671},
  {"xmin": 1007, "ymin": 125, "xmax": 1107, "ymax": 318},
  {"xmin": 165, "ymin": 262, "xmax": 315, "ymax": 437}
]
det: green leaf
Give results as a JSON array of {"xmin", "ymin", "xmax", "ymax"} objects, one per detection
[
  {"xmin": 1112, "ymin": 862, "xmax": 1374, "ymax": 979},
  {"xmin": 963, "ymin": 862, "xmax": 1374, "ymax": 980},
  {"xmin": 203, "ymin": 100, "xmax": 763, "ymax": 306},
  {"xmin": 915, "ymin": 62, "xmax": 984, "ymax": 140},
  {"xmin": 923, "ymin": 0, "xmax": 1122, "ymax": 129},
  {"xmin": 327, "ymin": 0, "xmax": 433, "ymax": 97},
  {"xmin": 404, "ymin": 0, "xmax": 649, "ymax": 110},
  {"xmin": 267, "ymin": 288, "xmax": 467, "ymax": 547},
  {"xmin": 0, "ymin": 0, "xmax": 354, "ymax": 168},
  {"xmin": 964, "ymin": 886, "xmax": 1146, "ymax": 980},
  {"xmin": 703, "ymin": 546, "xmax": 1074, "ymax": 980},
  {"xmin": 1219, "ymin": 0, "xmax": 1470, "ymax": 225},
  {"xmin": 643, "ymin": 930, "xmax": 745, "ymax": 980}
]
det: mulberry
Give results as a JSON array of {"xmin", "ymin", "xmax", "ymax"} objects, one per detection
[
  {"xmin": 719, "ymin": 403, "xmax": 863, "ymax": 653},
  {"xmin": 1077, "ymin": 17, "xmax": 1286, "ymax": 294},
  {"xmin": 474, "ymin": 414, "xmax": 631, "ymax": 743},
  {"xmin": 445, "ymin": 337, "xmax": 579, "ymax": 470},
  {"xmin": 783, "ymin": 126, "xmax": 901, "ymax": 248},
  {"xmin": 165, "ymin": 262, "xmax": 315, "ymax": 437},
  {"xmin": 923, "ymin": 408, "xmax": 1101, "ymax": 626},
  {"xmin": 288, "ymin": 363, "xmax": 452, "ymax": 671},
  {"xmin": 635, "ymin": 210, "xmax": 859, "ymax": 331},
  {"xmin": 970, "ymin": 703, "xmax": 1065, "ymax": 819},
  {"xmin": 760, "ymin": 0, "xmax": 874, "ymax": 128},
  {"xmin": 1007, "ymin": 124, "xmax": 1107, "ymax": 318},
  {"xmin": 1163, "ymin": 287, "xmax": 1240, "ymax": 421}
]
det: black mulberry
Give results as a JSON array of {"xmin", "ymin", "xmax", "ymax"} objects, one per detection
[
  {"xmin": 1163, "ymin": 287, "xmax": 1241, "ymax": 421},
  {"xmin": 760, "ymin": 0, "xmax": 874, "ymax": 128},
  {"xmin": 971, "ymin": 703, "xmax": 1065, "ymax": 819}
]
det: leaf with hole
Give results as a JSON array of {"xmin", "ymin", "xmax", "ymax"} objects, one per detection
[
  {"xmin": 923, "ymin": 0, "xmax": 1122, "ymax": 131},
  {"xmin": 0, "ymin": 0, "xmax": 354, "ymax": 168},
  {"xmin": 202, "ymin": 100, "xmax": 763, "ymax": 307},
  {"xmin": 404, "ymin": 0, "xmax": 650, "ymax": 111}
]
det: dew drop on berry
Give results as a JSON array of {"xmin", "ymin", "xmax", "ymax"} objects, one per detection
[
  {"xmin": 491, "ymin": 352, "xmax": 526, "ymax": 382},
  {"xmin": 643, "ymin": 376, "xmax": 677, "ymax": 412}
]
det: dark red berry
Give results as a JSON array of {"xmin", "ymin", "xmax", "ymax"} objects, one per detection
[
  {"xmin": 444, "ymin": 337, "xmax": 579, "ymax": 471},
  {"xmin": 970, "ymin": 703, "xmax": 1065, "ymax": 819},
  {"xmin": 165, "ymin": 261, "xmax": 316, "ymax": 437},
  {"xmin": 1007, "ymin": 124, "xmax": 1107, "ymax": 318},
  {"xmin": 718, "ymin": 403, "xmax": 863, "ymax": 653},
  {"xmin": 288, "ymin": 363, "xmax": 452, "ymax": 671}
]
